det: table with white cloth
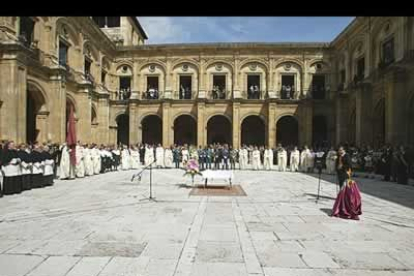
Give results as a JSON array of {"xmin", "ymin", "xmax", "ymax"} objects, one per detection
[{"xmin": 201, "ymin": 170, "xmax": 234, "ymax": 188}]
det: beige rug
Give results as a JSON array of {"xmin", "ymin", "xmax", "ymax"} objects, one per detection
[{"xmin": 189, "ymin": 185, "xmax": 247, "ymax": 196}]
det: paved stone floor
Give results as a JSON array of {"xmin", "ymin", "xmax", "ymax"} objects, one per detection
[{"xmin": 1, "ymin": 169, "xmax": 414, "ymax": 276}]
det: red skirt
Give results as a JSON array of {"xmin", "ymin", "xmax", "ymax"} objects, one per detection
[{"xmin": 331, "ymin": 180, "xmax": 362, "ymax": 220}]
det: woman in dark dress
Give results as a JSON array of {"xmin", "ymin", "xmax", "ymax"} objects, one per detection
[{"xmin": 1, "ymin": 141, "xmax": 22, "ymax": 195}]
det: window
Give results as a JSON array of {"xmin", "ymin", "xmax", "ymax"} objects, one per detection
[
  {"xmin": 19, "ymin": 17, "xmax": 35, "ymax": 47},
  {"xmin": 84, "ymin": 58, "xmax": 92, "ymax": 80},
  {"xmin": 311, "ymin": 75, "xmax": 325, "ymax": 100},
  {"xmin": 356, "ymin": 57, "xmax": 365, "ymax": 80},
  {"xmin": 179, "ymin": 76, "xmax": 192, "ymax": 99},
  {"xmin": 92, "ymin": 17, "xmax": 106, "ymax": 28},
  {"xmin": 281, "ymin": 75, "xmax": 295, "ymax": 99},
  {"xmin": 382, "ymin": 37, "xmax": 395, "ymax": 65},
  {"xmin": 58, "ymin": 40, "xmax": 68, "ymax": 67},
  {"xmin": 119, "ymin": 76, "xmax": 131, "ymax": 90},
  {"xmin": 212, "ymin": 75, "xmax": 226, "ymax": 99},
  {"xmin": 147, "ymin": 76, "xmax": 159, "ymax": 91},
  {"xmin": 247, "ymin": 75, "xmax": 260, "ymax": 99},
  {"xmin": 101, "ymin": 71, "xmax": 107, "ymax": 85},
  {"xmin": 107, "ymin": 17, "xmax": 121, "ymax": 28}
]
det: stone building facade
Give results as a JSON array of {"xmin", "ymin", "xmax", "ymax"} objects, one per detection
[{"xmin": 0, "ymin": 16, "xmax": 413, "ymax": 148}]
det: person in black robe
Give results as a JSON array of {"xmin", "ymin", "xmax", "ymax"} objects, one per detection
[
  {"xmin": 17, "ymin": 144, "xmax": 32, "ymax": 191},
  {"xmin": 335, "ymin": 146, "xmax": 352, "ymax": 190},
  {"xmin": 1, "ymin": 141, "xmax": 22, "ymax": 195},
  {"xmin": 42, "ymin": 146, "xmax": 54, "ymax": 186},
  {"xmin": 381, "ymin": 145, "xmax": 393, "ymax": 181},
  {"xmin": 396, "ymin": 146, "xmax": 409, "ymax": 185},
  {"xmin": 30, "ymin": 142, "xmax": 45, "ymax": 189}
]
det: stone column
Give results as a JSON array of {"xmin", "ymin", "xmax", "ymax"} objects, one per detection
[
  {"xmin": 233, "ymin": 56, "xmax": 242, "ymax": 99},
  {"xmin": 355, "ymin": 84, "xmax": 373, "ymax": 146},
  {"xmin": 198, "ymin": 57, "xmax": 206, "ymax": 98},
  {"xmin": 129, "ymin": 101, "xmax": 138, "ymax": 145},
  {"xmin": 164, "ymin": 59, "xmax": 173, "ymax": 99},
  {"xmin": 36, "ymin": 112, "xmax": 50, "ymax": 143},
  {"xmin": 162, "ymin": 102, "xmax": 171, "ymax": 147},
  {"xmin": 268, "ymin": 57, "xmax": 277, "ymax": 98},
  {"xmin": 300, "ymin": 101, "xmax": 313, "ymax": 146},
  {"xmin": 197, "ymin": 102, "xmax": 205, "ymax": 146},
  {"xmin": 96, "ymin": 97, "xmax": 110, "ymax": 145},
  {"xmin": 232, "ymin": 102, "xmax": 240, "ymax": 148},
  {"xmin": 268, "ymin": 102, "xmax": 277, "ymax": 147},
  {"xmin": 335, "ymin": 94, "xmax": 348, "ymax": 145}
]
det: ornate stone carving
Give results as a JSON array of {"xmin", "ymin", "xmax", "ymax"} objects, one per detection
[
  {"xmin": 215, "ymin": 63, "xmax": 223, "ymax": 71},
  {"xmin": 182, "ymin": 64, "xmax": 189, "ymax": 72},
  {"xmin": 284, "ymin": 63, "xmax": 292, "ymax": 71},
  {"xmin": 149, "ymin": 64, "xmax": 156, "ymax": 72},
  {"xmin": 249, "ymin": 63, "xmax": 257, "ymax": 71}
]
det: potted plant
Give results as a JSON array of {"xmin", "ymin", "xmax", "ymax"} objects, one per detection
[{"xmin": 183, "ymin": 158, "xmax": 202, "ymax": 186}]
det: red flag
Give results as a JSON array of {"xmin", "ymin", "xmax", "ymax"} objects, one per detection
[{"xmin": 66, "ymin": 105, "xmax": 77, "ymax": 166}]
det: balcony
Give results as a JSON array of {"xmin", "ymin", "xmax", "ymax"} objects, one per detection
[
  {"xmin": 209, "ymin": 89, "xmax": 229, "ymax": 100},
  {"xmin": 242, "ymin": 90, "xmax": 267, "ymax": 100},
  {"xmin": 115, "ymin": 89, "xmax": 132, "ymax": 101},
  {"xmin": 142, "ymin": 89, "xmax": 161, "ymax": 100},
  {"xmin": 280, "ymin": 88, "xmax": 296, "ymax": 100},
  {"xmin": 174, "ymin": 89, "xmax": 196, "ymax": 100}
]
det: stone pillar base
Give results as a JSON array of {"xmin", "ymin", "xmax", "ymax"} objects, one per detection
[
  {"xmin": 198, "ymin": 90, "xmax": 206, "ymax": 98},
  {"xmin": 268, "ymin": 90, "xmax": 277, "ymax": 99},
  {"xmin": 163, "ymin": 90, "xmax": 172, "ymax": 99},
  {"xmin": 233, "ymin": 90, "xmax": 242, "ymax": 99}
]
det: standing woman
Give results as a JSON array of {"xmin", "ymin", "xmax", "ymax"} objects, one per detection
[
  {"xmin": 1, "ymin": 141, "xmax": 22, "ymax": 195},
  {"xmin": 121, "ymin": 145, "xmax": 130, "ymax": 170},
  {"xmin": 164, "ymin": 146, "xmax": 174, "ymax": 168}
]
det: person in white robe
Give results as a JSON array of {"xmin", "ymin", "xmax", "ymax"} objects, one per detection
[
  {"xmin": 144, "ymin": 145, "xmax": 151, "ymax": 166},
  {"xmin": 277, "ymin": 147, "xmax": 287, "ymax": 172},
  {"xmin": 130, "ymin": 146, "xmax": 140, "ymax": 170},
  {"xmin": 121, "ymin": 146, "xmax": 131, "ymax": 170},
  {"xmin": 290, "ymin": 146, "xmax": 300, "ymax": 172},
  {"xmin": 155, "ymin": 144, "xmax": 164, "ymax": 168},
  {"xmin": 164, "ymin": 146, "xmax": 173, "ymax": 168},
  {"xmin": 300, "ymin": 146, "xmax": 310, "ymax": 172},
  {"xmin": 181, "ymin": 146, "xmax": 189, "ymax": 166},
  {"xmin": 59, "ymin": 143, "xmax": 70, "ymax": 180},
  {"xmin": 84, "ymin": 145, "xmax": 94, "ymax": 176},
  {"xmin": 75, "ymin": 142, "xmax": 85, "ymax": 178},
  {"xmin": 252, "ymin": 146, "xmax": 261, "ymax": 170},
  {"xmin": 326, "ymin": 147, "xmax": 337, "ymax": 175},
  {"xmin": 43, "ymin": 145, "xmax": 55, "ymax": 186},
  {"xmin": 307, "ymin": 149, "xmax": 315, "ymax": 173},
  {"xmin": 238, "ymin": 146, "xmax": 246, "ymax": 170},
  {"xmin": 148, "ymin": 145, "xmax": 155, "ymax": 165},
  {"xmin": 263, "ymin": 147, "xmax": 274, "ymax": 170},
  {"xmin": 92, "ymin": 145, "xmax": 101, "ymax": 175}
]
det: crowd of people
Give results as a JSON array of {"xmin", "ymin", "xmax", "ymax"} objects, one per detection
[{"xmin": 1, "ymin": 139, "xmax": 413, "ymax": 197}]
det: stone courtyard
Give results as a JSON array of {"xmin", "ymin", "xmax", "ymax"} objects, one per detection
[{"xmin": 1, "ymin": 169, "xmax": 414, "ymax": 276}]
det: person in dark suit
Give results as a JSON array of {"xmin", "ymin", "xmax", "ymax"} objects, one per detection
[{"xmin": 335, "ymin": 146, "xmax": 352, "ymax": 189}]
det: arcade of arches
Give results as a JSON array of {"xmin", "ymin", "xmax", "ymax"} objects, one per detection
[
  {"xmin": 174, "ymin": 115, "xmax": 197, "ymax": 146},
  {"xmin": 276, "ymin": 116, "xmax": 299, "ymax": 147},
  {"xmin": 241, "ymin": 116, "xmax": 265, "ymax": 147},
  {"xmin": 207, "ymin": 115, "xmax": 232, "ymax": 145}
]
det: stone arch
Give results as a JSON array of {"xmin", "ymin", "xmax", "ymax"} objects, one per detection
[
  {"xmin": 172, "ymin": 59, "xmax": 200, "ymax": 73},
  {"xmin": 241, "ymin": 115, "xmax": 266, "ymax": 147},
  {"xmin": 372, "ymin": 18, "xmax": 397, "ymax": 67},
  {"xmin": 26, "ymin": 80, "xmax": 49, "ymax": 143},
  {"xmin": 173, "ymin": 114, "xmax": 197, "ymax": 146},
  {"xmin": 83, "ymin": 40, "xmax": 99, "ymax": 62},
  {"xmin": 172, "ymin": 112, "xmax": 197, "ymax": 122},
  {"xmin": 274, "ymin": 58, "xmax": 304, "ymax": 69},
  {"xmin": 276, "ymin": 115, "xmax": 299, "ymax": 147},
  {"xmin": 139, "ymin": 61, "xmax": 167, "ymax": 73},
  {"xmin": 116, "ymin": 63, "xmax": 133, "ymax": 75},
  {"xmin": 101, "ymin": 56, "xmax": 112, "ymax": 71},
  {"xmin": 207, "ymin": 115, "xmax": 232, "ymax": 145},
  {"xmin": 204, "ymin": 59, "xmax": 234, "ymax": 72},
  {"xmin": 206, "ymin": 113, "xmax": 232, "ymax": 124},
  {"xmin": 115, "ymin": 59, "xmax": 134, "ymax": 70},
  {"xmin": 141, "ymin": 114, "xmax": 162, "ymax": 145},
  {"xmin": 116, "ymin": 113, "xmax": 129, "ymax": 146},
  {"xmin": 239, "ymin": 59, "xmax": 269, "ymax": 72},
  {"xmin": 55, "ymin": 17, "xmax": 80, "ymax": 46}
]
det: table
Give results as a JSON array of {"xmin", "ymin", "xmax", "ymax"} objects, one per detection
[{"xmin": 201, "ymin": 170, "xmax": 234, "ymax": 189}]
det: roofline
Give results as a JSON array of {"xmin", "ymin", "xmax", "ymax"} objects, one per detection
[
  {"xmin": 330, "ymin": 17, "xmax": 359, "ymax": 47},
  {"xmin": 118, "ymin": 42, "xmax": 331, "ymax": 50},
  {"xmin": 130, "ymin": 17, "xmax": 148, "ymax": 39}
]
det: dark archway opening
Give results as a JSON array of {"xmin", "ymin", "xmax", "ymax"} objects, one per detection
[
  {"xmin": 142, "ymin": 115, "xmax": 162, "ymax": 145},
  {"xmin": 241, "ymin": 115, "xmax": 265, "ymax": 147},
  {"xmin": 116, "ymin": 114, "xmax": 129, "ymax": 146},
  {"xmin": 26, "ymin": 88, "xmax": 46, "ymax": 144},
  {"xmin": 348, "ymin": 108, "xmax": 356, "ymax": 146},
  {"xmin": 372, "ymin": 99, "xmax": 385, "ymax": 147},
  {"xmin": 207, "ymin": 115, "xmax": 232, "ymax": 145},
  {"xmin": 276, "ymin": 116, "xmax": 299, "ymax": 147},
  {"xmin": 174, "ymin": 115, "xmax": 197, "ymax": 146},
  {"xmin": 312, "ymin": 115, "xmax": 328, "ymax": 149}
]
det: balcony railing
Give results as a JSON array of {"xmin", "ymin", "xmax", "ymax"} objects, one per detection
[
  {"xmin": 142, "ymin": 90, "xmax": 161, "ymax": 100},
  {"xmin": 280, "ymin": 88, "xmax": 296, "ymax": 100},
  {"xmin": 174, "ymin": 89, "xmax": 196, "ymax": 100},
  {"xmin": 115, "ymin": 89, "xmax": 132, "ymax": 101},
  {"xmin": 209, "ymin": 89, "xmax": 228, "ymax": 100},
  {"xmin": 242, "ymin": 90, "xmax": 267, "ymax": 99}
]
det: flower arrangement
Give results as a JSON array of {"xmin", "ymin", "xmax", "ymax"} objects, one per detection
[{"xmin": 183, "ymin": 158, "xmax": 202, "ymax": 185}]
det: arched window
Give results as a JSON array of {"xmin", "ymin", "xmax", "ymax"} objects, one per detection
[{"xmin": 19, "ymin": 17, "xmax": 35, "ymax": 47}]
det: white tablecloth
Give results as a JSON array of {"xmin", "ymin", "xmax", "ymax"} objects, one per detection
[{"xmin": 201, "ymin": 170, "xmax": 234, "ymax": 184}]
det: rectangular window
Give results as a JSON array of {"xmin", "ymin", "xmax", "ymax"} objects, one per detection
[
  {"xmin": 281, "ymin": 75, "xmax": 295, "ymax": 99},
  {"xmin": 147, "ymin": 76, "xmax": 159, "ymax": 90},
  {"xmin": 84, "ymin": 58, "xmax": 92, "ymax": 80},
  {"xmin": 107, "ymin": 17, "xmax": 121, "ymax": 28},
  {"xmin": 58, "ymin": 40, "xmax": 68, "ymax": 67},
  {"xmin": 19, "ymin": 17, "xmax": 35, "ymax": 47},
  {"xmin": 247, "ymin": 75, "xmax": 260, "ymax": 99},
  {"xmin": 92, "ymin": 17, "xmax": 106, "ymax": 28},
  {"xmin": 382, "ymin": 37, "xmax": 395, "ymax": 65},
  {"xmin": 212, "ymin": 75, "xmax": 226, "ymax": 99},
  {"xmin": 356, "ymin": 57, "xmax": 365, "ymax": 80},
  {"xmin": 119, "ymin": 76, "xmax": 131, "ymax": 90},
  {"xmin": 101, "ymin": 71, "xmax": 106, "ymax": 85},
  {"xmin": 179, "ymin": 76, "xmax": 192, "ymax": 99},
  {"xmin": 311, "ymin": 75, "xmax": 325, "ymax": 100}
]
